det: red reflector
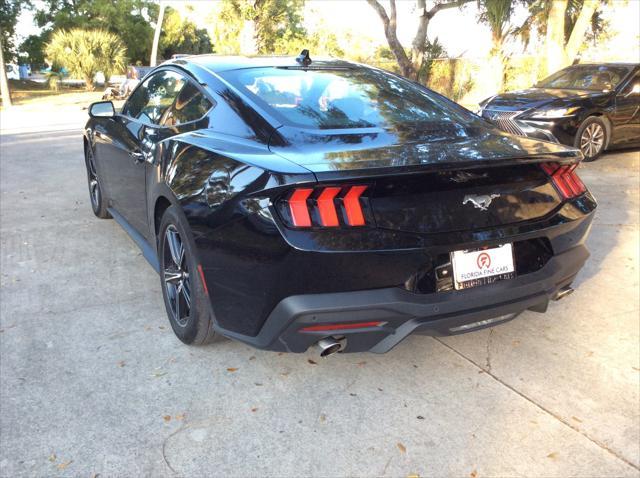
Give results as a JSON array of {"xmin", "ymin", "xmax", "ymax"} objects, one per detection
[
  {"xmin": 300, "ymin": 321, "xmax": 384, "ymax": 332},
  {"xmin": 317, "ymin": 187, "xmax": 341, "ymax": 227},
  {"xmin": 343, "ymin": 185, "xmax": 367, "ymax": 226},
  {"xmin": 289, "ymin": 188, "xmax": 313, "ymax": 227},
  {"xmin": 197, "ymin": 264, "xmax": 209, "ymax": 296}
]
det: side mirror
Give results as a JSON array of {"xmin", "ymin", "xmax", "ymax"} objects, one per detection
[
  {"xmin": 625, "ymin": 83, "xmax": 640, "ymax": 98},
  {"xmin": 89, "ymin": 101, "xmax": 115, "ymax": 118}
]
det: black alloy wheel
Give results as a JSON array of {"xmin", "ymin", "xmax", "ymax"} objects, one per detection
[
  {"xmin": 85, "ymin": 144, "xmax": 111, "ymax": 218},
  {"xmin": 162, "ymin": 224, "xmax": 191, "ymax": 327},
  {"xmin": 158, "ymin": 206, "xmax": 219, "ymax": 345}
]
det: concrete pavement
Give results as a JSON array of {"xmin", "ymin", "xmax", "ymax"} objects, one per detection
[{"xmin": 0, "ymin": 110, "xmax": 639, "ymax": 477}]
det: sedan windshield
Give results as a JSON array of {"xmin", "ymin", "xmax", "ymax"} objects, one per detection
[
  {"xmin": 536, "ymin": 65, "xmax": 632, "ymax": 91},
  {"xmin": 220, "ymin": 67, "xmax": 477, "ymax": 130}
]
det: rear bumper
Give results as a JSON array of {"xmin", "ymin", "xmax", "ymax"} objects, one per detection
[{"xmin": 217, "ymin": 243, "xmax": 589, "ymax": 354}]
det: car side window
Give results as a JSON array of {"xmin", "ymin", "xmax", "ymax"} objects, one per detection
[
  {"xmin": 162, "ymin": 81, "xmax": 214, "ymax": 126},
  {"xmin": 122, "ymin": 70, "xmax": 187, "ymax": 125},
  {"xmin": 620, "ymin": 73, "xmax": 640, "ymax": 96}
]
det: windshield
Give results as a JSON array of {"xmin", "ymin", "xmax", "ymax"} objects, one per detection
[
  {"xmin": 220, "ymin": 67, "xmax": 477, "ymax": 130},
  {"xmin": 537, "ymin": 65, "xmax": 632, "ymax": 91}
]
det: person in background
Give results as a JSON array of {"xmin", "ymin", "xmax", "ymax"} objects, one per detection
[
  {"xmin": 120, "ymin": 66, "xmax": 140, "ymax": 97},
  {"xmin": 102, "ymin": 66, "xmax": 140, "ymax": 100}
]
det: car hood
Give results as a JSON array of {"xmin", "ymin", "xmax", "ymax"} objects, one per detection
[
  {"xmin": 269, "ymin": 121, "xmax": 581, "ymax": 178},
  {"xmin": 484, "ymin": 88, "xmax": 604, "ymax": 111}
]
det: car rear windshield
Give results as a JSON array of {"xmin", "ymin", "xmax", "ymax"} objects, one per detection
[
  {"xmin": 536, "ymin": 65, "xmax": 632, "ymax": 91},
  {"xmin": 220, "ymin": 67, "xmax": 476, "ymax": 130}
]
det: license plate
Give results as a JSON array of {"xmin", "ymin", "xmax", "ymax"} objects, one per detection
[{"xmin": 451, "ymin": 244, "xmax": 515, "ymax": 290}]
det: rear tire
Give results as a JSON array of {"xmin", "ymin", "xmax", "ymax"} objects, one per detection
[
  {"xmin": 158, "ymin": 206, "xmax": 220, "ymax": 345},
  {"xmin": 574, "ymin": 116, "xmax": 607, "ymax": 162},
  {"xmin": 84, "ymin": 143, "xmax": 111, "ymax": 219}
]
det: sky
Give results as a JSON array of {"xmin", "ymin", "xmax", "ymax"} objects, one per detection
[{"xmin": 15, "ymin": 0, "xmax": 640, "ymax": 62}]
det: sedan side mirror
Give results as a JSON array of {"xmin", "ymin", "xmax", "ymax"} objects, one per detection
[
  {"xmin": 89, "ymin": 101, "xmax": 115, "ymax": 118},
  {"xmin": 625, "ymin": 83, "xmax": 640, "ymax": 98}
]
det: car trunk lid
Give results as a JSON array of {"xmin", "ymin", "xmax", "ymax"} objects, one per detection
[{"xmin": 270, "ymin": 125, "xmax": 584, "ymax": 235}]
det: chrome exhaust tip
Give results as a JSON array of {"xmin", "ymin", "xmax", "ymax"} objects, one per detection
[
  {"xmin": 317, "ymin": 336, "xmax": 346, "ymax": 357},
  {"xmin": 553, "ymin": 286, "xmax": 575, "ymax": 301}
]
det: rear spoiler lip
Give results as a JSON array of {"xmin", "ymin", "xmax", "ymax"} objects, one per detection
[
  {"xmin": 248, "ymin": 151, "xmax": 583, "ymax": 199},
  {"xmin": 307, "ymin": 153, "xmax": 583, "ymax": 183}
]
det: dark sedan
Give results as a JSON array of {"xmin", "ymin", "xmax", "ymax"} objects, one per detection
[
  {"xmin": 478, "ymin": 63, "xmax": 640, "ymax": 160},
  {"xmin": 83, "ymin": 53, "xmax": 596, "ymax": 356}
]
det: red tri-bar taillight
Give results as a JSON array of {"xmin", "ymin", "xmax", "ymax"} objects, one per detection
[
  {"xmin": 540, "ymin": 162, "xmax": 586, "ymax": 199},
  {"xmin": 285, "ymin": 185, "xmax": 369, "ymax": 228},
  {"xmin": 288, "ymin": 188, "xmax": 313, "ymax": 227}
]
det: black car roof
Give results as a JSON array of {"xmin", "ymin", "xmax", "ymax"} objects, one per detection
[
  {"xmin": 167, "ymin": 54, "xmax": 359, "ymax": 74},
  {"xmin": 569, "ymin": 62, "xmax": 639, "ymax": 68}
]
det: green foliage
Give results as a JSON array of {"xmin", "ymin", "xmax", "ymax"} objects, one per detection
[
  {"xmin": 45, "ymin": 29, "xmax": 127, "ymax": 90},
  {"xmin": 517, "ymin": 0, "xmax": 606, "ymax": 46},
  {"xmin": 212, "ymin": 0, "xmax": 307, "ymax": 55},
  {"xmin": 33, "ymin": 0, "xmax": 155, "ymax": 64},
  {"xmin": 479, "ymin": 0, "xmax": 517, "ymax": 47},
  {"xmin": 416, "ymin": 38, "xmax": 447, "ymax": 83},
  {"xmin": 159, "ymin": 8, "xmax": 212, "ymax": 59},
  {"xmin": 1, "ymin": 0, "xmax": 32, "ymax": 62},
  {"xmin": 19, "ymin": 33, "xmax": 49, "ymax": 69},
  {"xmin": 427, "ymin": 58, "xmax": 475, "ymax": 102},
  {"xmin": 503, "ymin": 55, "xmax": 540, "ymax": 91},
  {"xmin": 45, "ymin": 70, "xmax": 63, "ymax": 91}
]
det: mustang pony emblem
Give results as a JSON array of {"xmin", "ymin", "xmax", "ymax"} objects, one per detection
[{"xmin": 463, "ymin": 194, "xmax": 500, "ymax": 211}]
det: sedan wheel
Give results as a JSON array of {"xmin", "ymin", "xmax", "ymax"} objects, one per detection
[
  {"xmin": 579, "ymin": 121, "xmax": 605, "ymax": 161},
  {"xmin": 162, "ymin": 225, "xmax": 192, "ymax": 327}
]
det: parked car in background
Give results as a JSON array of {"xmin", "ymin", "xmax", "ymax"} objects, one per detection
[
  {"xmin": 83, "ymin": 53, "xmax": 596, "ymax": 356},
  {"xmin": 478, "ymin": 63, "xmax": 640, "ymax": 160},
  {"xmin": 5, "ymin": 64, "xmax": 19, "ymax": 80}
]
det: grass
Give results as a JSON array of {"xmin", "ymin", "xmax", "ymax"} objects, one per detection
[{"xmin": 1, "ymin": 79, "xmax": 104, "ymax": 109}]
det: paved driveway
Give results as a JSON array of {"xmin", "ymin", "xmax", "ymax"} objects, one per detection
[{"xmin": 1, "ymin": 120, "xmax": 639, "ymax": 477}]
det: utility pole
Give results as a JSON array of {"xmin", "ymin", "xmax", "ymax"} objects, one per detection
[
  {"xmin": 150, "ymin": 1, "xmax": 166, "ymax": 67},
  {"xmin": 0, "ymin": 35, "xmax": 12, "ymax": 108}
]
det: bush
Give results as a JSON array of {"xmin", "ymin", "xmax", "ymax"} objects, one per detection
[
  {"xmin": 427, "ymin": 59, "xmax": 476, "ymax": 103},
  {"xmin": 45, "ymin": 29, "xmax": 127, "ymax": 91}
]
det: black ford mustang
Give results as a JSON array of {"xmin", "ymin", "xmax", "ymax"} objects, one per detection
[
  {"xmin": 478, "ymin": 63, "xmax": 640, "ymax": 161},
  {"xmin": 83, "ymin": 53, "xmax": 596, "ymax": 356}
]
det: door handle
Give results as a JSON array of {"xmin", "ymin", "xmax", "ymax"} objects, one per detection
[{"xmin": 129, "ymin": 151, "xmax": 145, "ymax": 164}]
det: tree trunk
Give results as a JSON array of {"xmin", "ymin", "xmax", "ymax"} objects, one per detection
[
  {"xmin": 564, "ymin": 0, "xmax": 599, "ymax": 66},
  {"xmin": 84, "ymin": 75, "xmax": 95, "ymax": 91},
  {"xmin": 0, "ymin": 36, "xmax": 12, "ymax": 108},
  {"xmin": 545, "ymin": 0, "xmax": 568, "ymax": 74},
  {"xmin": 367, "ymin": 0, "xmax": 417, "ymax": 79},
  {"xmin": 492, "ymin": 35, "xmax": 506, "ymax": 91},
  {"xmin": 150, "ymin": 2, "xmax": 166, "ymax": 67},
  {"xmin": 411, "ymin": 0, "xmax": 430, "ymax": 79}
]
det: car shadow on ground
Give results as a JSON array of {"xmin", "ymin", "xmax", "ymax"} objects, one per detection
[{"xmin": 572, "ymin": 148, "xmax": 639, "ymax": 287}]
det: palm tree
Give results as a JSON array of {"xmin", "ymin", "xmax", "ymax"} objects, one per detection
[
  {"xmin": 45, "ymin": 29, "xmax": 127, "ymax": 91},
  {"xmin": 479, "ymin": 0, "xmax": 517, "ymax": 90},
  {"xmin": 518, "ymin": 0, "xmax": 601, "ymax": 75}
]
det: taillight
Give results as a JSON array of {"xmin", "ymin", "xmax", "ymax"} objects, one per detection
[
  {"xmin": 284, "ymin": 185, "xmax": 369, "ymax": 228},
  {"xmin": 540, "ymin": 162, "xmax": 586, "ymax": 199},
  {"xmin": 288, "ymin": 188, "xmax": 313, "ymax": 227}
]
